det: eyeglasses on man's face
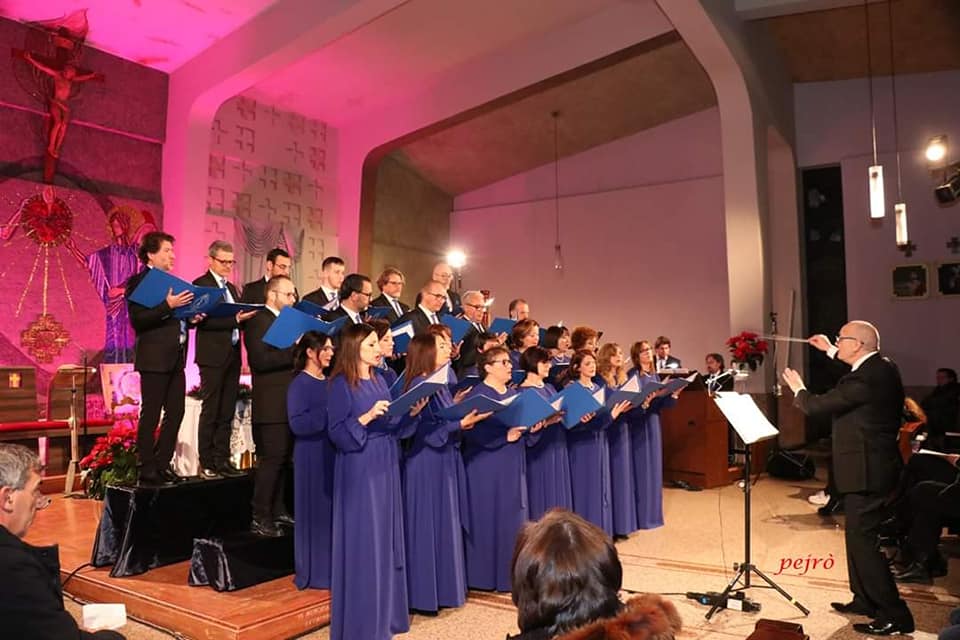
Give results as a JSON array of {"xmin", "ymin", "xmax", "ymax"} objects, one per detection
[
  {"xmin": 425, "ymin": 292, "xmax": 446, "ymax": 299},
  {"xmin": 490, "ymin": 359, "xmax": 511, "ymax": 366},
  {"xmin": 212, "ymin": 257, "xmax": 236, "ymax": 266},
  {"xmin": 835, "ymin": 335, "xmax": 861, "ymax": 344}
]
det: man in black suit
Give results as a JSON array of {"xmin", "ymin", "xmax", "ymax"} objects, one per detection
[
  {"xmin": 456, "ymin": 290, "xmax": 487, "ymax": 378},
  {"xmin": 704, "ymin": 352, "xmax": 734, "ymax": 393},
  {"xmin": 370, "ymin": 267, "xmax": 410, "ymax": 323},
  {"xmin": 324, "ymin": 273, "xmax": 373, "ymax": 325},
  {"xmin": 400, "ymin": 280, "xmax": 447, "ymax": 336},
  {"xmin": 430, "ymin": 261, "xmax": 461, "ymax": 315},
  {"xmin": 193, "ymin": 240, "xmax": 257, "ymax": 480},
  {"xmin": 654, "ymin": 336, "xmax": 682, "ymax": 370},
  {"xmin": 243, "ymin": 275, "xmax": 297, "ymax": 537},
  {"xmin": 0, "ymin": 444, "xmax": 125, "ymax": 639},
  {"xmin": 783, "ymin": 322, "xmax": 914, "ymax": 636},
  {"xmin": 126, "ymin": 231, "xmax": 195, "ymax": 486},
  {"xmin": 302, "ymin": 256, "xmax": 345, "ymax": 308},
  {"xmin": 239, "ymin": 247, "xmax": 292, "ymax": 304}
]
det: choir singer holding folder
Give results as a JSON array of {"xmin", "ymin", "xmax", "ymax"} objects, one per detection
[{"xmin": 126, "ymin": 231, "xmax": 197, "ymax": 487}]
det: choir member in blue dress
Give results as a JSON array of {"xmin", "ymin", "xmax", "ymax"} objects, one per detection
[
  {"xmin": 626, "ymin": 340, "xmax": 678, "ymax": 530},
  {"xmin": 542, "ymin": 325, "xmax": 572, "ymax": 365},
  {"xmin": 508, "ymin": 319, "xmax": 540, "ymax": 370},
  {"xmin": 558, "ymin": 350, "xmax": 632, "ymax": 537},
  {"xmin": 518, "ymin": 347, "xmax": 573, "ymax": 521},
  {"xmin": 598, "ymin": 343, "xmax": 638, "ymax": 537},
  {"xmin": 402, "ymin": 328, "xmax": 492, "ymax": 613},
  {"xmin": 326, "ymin": 323, "xmax": 429, "ymax": 640},
  {"xmin": 287, "ymin": 331, "xmax": 336, "ymax": 589},
  {"xmin": 368, "ymin": 318, "xmax": 399, "ymax": 388},
  {"xmin": 461, "ymin": 345, "xmax": 542, "ymax": 592},
  {"xmin": 570, "ymin": 326, "xmax": 600, "ymax": 354}
]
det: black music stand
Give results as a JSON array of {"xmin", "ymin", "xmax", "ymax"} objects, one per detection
[{"xmin": 705, "ymin": 391, "xmax": 810, "ymax": 620}]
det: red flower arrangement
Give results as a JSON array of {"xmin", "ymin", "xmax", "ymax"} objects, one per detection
[
  {"xmin": 80, "ymin": 419, "xmax": 139, "ymax": 499},
  {"xmin": 726, "ymin": 331, "xmax": 769, "ymax": 371}
]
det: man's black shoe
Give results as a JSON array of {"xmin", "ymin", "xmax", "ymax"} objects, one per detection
[
  {"xmin": 199, "ymin": 467, "xmax": 221, "ymax": 480},
  {"xmin": 852, "ymin": 618, "xmax": 915, "ymax": 636},
  {"xmin": 893, "ymin": 560, "xmax": 932, "ymax": 584},
  {"xmin": 274, "ymin": 512, "xmax": 295, "ymax": 527},
  {"xmin": 160, "ymin": 467, "xmax": 185, "ymax": 484},
  {"xmin": 818, "ymin": 497, "xmax": 843, "ymax": 516},
  {"xmin": 217, "ymin": 464, "xmax": 246, "ymax": 478},
  {"xmin": 250, "ymin": 519, "xmax": 284, "ymax": 537},
  {"xmin": 831, "ymin": 601, "xmax": 876, "ymax": 616}
]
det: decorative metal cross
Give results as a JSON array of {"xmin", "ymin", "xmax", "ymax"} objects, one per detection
[
  {"xmin": 947, "ymin": 236, "xmax": 960, "ymax": 254},
  {"xmin": 897, "ymin": 240, "xmax": 917, "ymax": 257}
]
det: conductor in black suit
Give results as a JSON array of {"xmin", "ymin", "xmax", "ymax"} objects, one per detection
[
  {"xmin": 783, "ymin": 322, "xmax": 914, "ymax": 636},
  {"xmin": 243, "ymin": 276, "xmax": 297, "ymax": 537},
  {"xmin": 400, "ymin": 280, "xmax": 448, "ymax": 336},
  {"xmin": 239, "ymin": 247, "xmax": 292, "ymax": 304},
  {"xmin": 370, "ymin": 267, "xmax": 410, "ymax": 323},
  {"xmin": 125, "ymin": 231, "xmax": 195, "ymax": 486},
  {"xmin": 193, "ymin": 240, "xmax": 257, "ymax": 480}
]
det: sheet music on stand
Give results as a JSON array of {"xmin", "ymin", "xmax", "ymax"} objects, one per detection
[{"xmin": 713, "ymin": 391, "xmax": 778, "ymax": 445}]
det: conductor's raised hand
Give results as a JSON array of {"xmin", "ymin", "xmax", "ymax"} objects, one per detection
[
  {"xmin": 359, "ymin": 399, "xmax": 391, "ymax": 426},
  {"xmin": 166, "ymin": 288, "xmax": 194, "ymax": 309},
  {"xmin": 781, "ymin": 368, "xmax": 805, "ymax": 394},
  {"xmin": 808, "ymin": 334, "xmax": 833, "ymax": 352}
]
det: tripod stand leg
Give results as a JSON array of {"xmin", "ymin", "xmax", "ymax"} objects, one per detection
[
  {"xmin": 705, "ymin": 565, "xmax": 746, "ymax": 620},
  {"xmin": 750, "ymin": 565, "xmax": 810, "ymax": 616}
]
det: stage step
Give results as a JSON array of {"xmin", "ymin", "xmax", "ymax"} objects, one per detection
[{"xmin": 189, "ymin": 531, "xmax": 295, "ymax": 592}]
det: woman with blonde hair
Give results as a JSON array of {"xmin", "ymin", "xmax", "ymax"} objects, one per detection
[{"xmin": 597, "ymin": 342, "xmax": 636, "ymax": 537}]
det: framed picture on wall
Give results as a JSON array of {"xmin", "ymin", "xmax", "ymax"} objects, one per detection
[
  {"xmin": 891, "ymin": 264, "xmax": 929, "ymax": 299},
  {"xmin": 936, "ymin": 262, "xmax": 960, "ymax": 296}
]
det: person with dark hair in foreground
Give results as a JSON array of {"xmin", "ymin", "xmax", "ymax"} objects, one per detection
[
  {"xmin": 0, "ymin": 444, "xmax": 125, "ymax": 639},
  {"xmin": 508, "ymin": 508, "xmax": 680, "ymax": 640}
]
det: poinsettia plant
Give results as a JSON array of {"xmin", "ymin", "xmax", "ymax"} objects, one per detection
[
  {"xmin": 726, "ymin": 331, "xmax": 769, "ymax": 371},
  {"xmin": 80, "ymin": 419, "xmax": 139, "ymax": 499}
]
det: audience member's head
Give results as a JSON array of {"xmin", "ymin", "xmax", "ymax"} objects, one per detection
[
  {"xmin": 903, "ymin": 397, "xmax": 927, "ymax": 424},
  {"xmin": 936, "ymin": 368, "xmax": 958, "ymax": 387},
  {"xmin": 0, "ymin": 444, "xmax": 47, "ymax": 538},
  {"xmin": 511, "ymin": 509, "xmax": 622, "ymax": 637}
]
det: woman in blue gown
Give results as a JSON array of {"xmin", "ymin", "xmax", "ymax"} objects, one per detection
[
  {"xmin": 517, "ymin": 346, "xmax": 573, "ymax": 520},
  {"xmin": 401, "ymin": 327, "xmax": 490, "ymax": 612},
  {"xmin": 461, "ymin": 345, "xmax": 533, "ymax": 592},
  {"xmin": 627, "ymin": 340, "xmax": 678, "ymax": 530},
  {"xmin": 559, "ymin": 350, "xmax": 632, "ymax": 537},
  {"xmin": 287, "ymin": 331, "xmax": 335, "ymax": 589},
  {"xmin": 598, "ymin": 342, "xmax": 638, "ymax": 537},
  {"xmin": 326, "ymin": 323, "xmax": 428, "ymax": 640},
  {"xmin": 369, "ymin": 318, "xmax": 398, "ymax": 389},
  {"xmin": 508, "ymin": 319, "xmax": 540, "ymax": 370}
]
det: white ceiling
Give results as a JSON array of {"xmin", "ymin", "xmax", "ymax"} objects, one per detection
[
  {"xmin": 245, "ymin": 0, "xmax": 625, "ymax": 127},
  {"xmin": 0, "ymin": 0, "xmax": 277, "ymax": 71}
]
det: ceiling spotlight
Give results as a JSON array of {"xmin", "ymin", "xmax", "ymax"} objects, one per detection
[
  {"xmin": 446, "ymin": 249, "xmax": 466, "ymax": 270},
  {"xmin": 926, "ymin": 135, "xmax": 948, "ymax": 165},
  {"xmin": 935, "ymin": 166, "xmax": 960, "ymax": 205}
]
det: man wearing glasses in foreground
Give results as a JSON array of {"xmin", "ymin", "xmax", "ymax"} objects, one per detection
[
  {"xmin": 782, "ymin": 322, "xmax": 914, "ymax": 636},
  {"xmin": 0, "ymin": 444, "xmax": 125, "ymax": 638}
]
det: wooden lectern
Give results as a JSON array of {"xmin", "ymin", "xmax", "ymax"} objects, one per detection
[{"xmin": 661, "ymin": 385, "xmax": 771, "ymax": 489}]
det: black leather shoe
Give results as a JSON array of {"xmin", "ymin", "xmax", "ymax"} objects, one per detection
[
  {"xmin": 160, "ymin": 467, "xmax": 185, "ymax": 484},
  {"xmin": 217, "ymin": 465, "xmax": 246, "ymax": 478},
  {"xmin": 893, "ymin": 560, "xmax": 932, "ymax": 584},
  {"xmin": 199, "ymin": 467, "xmax": 221, "ymax": 480},
  {"xmin": 818, "ymin": 497, "xmax": 843, "ymax": 516},
  {"xmin": 274, "ymin": 512, "xmax": 295, "ymax": 527},
  {"xmin": 250, "ymin": 519, "xmax": 284, "ymax": 537},
  {"xmin": 852, "ymin": 618, "xmax": 915, "ymax": 635},
  {"xmin": 831, "ymin": 601, "xmax": 876, "ymax": 616}
]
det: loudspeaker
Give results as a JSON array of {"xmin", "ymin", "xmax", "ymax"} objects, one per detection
[
  {"xmin": 766, "ymin": 449, "xmax": 815, "ymax": 480},
  {"xmin": 746, "ymin": 619, "xmax": 809, "ymax": 640}
]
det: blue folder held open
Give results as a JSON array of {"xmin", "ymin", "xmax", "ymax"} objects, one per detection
[
  {"xmin": 391, "ymin": 321, "xmax": 415, "ymax": 354},
  {"xmin": 497, "ymin": 388, "xmax": 561, "ymax": 428},
  {"xmin": 557, "ymin": 382, "xmax": 605, "ymax": 428},
  {"xmin": 363, "ymin": 306, "xmax": 394, "ymax": 320},
  {"xmin": 437, "ymin": 393, "xmax": 516, "ymax": 421},
  {"xmin": 128, "ymin": 268, "xmax": 225, "ymax": 319},
  {"xmin": 386, "ymin": 364, "xmax": 451, "ymax": 417},
  {"xmin": 487, "ymin": 317, "xmax": 516, "ymax": 336},
  {"xmin": 203, "ymin": 302, "xmax": 264, "ymax": 318},
  {"xmin": 440, "ymin": 314, "xmax": 472, "ymax": 344},
  {"xmin": 262, "ymin": 307, "xmax": 349, "ymax": 349},
  {"xmin": 293, "ymin": 299, "xmax": 329, "ymax": 318}
]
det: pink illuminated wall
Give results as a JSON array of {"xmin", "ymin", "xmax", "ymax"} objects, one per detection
[
  {"xmin": 451, "ymin": 109, "xmax": 731, "ymax": 365},
  {"xmin": 795, "ymin": 70, "xmax": 960, "ymax": 384}
]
